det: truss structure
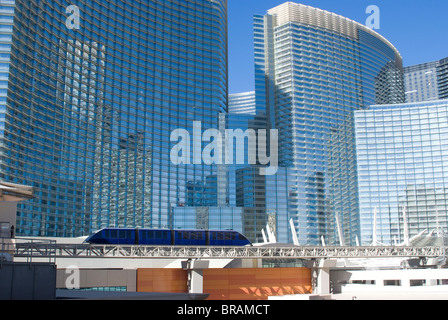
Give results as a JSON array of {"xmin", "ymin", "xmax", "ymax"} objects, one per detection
[{"xmin": 11, "ymin": 243, "xmax": 446, "ymax": 261}]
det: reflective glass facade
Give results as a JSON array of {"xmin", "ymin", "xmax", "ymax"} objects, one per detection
[
  {"xmin": 226, "ymin": 111, "xmax": 269, "ymax": 241},
  {"xmin": 228, "ymin": 91, "xmax": 255, "ymax": 115},
  {"xmin": 0, "ymin": 0, "xmax": 228, "ymax": 237},
  {"xmin": 254, "ymin": 2, "xmax": 404, "ymax": 245},
  {"xmin": 404, "ymin": 57, "xmax": 448, "ymax": 103},
  {"xmin": 439, "ymin": 58, "xmax": 448, "ymax": 99},
  {"xmin": 355, "ymin": 100, "xmax": 448, "ymax": 245},
  {"xmin": 0, "ymin": 0, "xmax": 14, "ymax": 137}
]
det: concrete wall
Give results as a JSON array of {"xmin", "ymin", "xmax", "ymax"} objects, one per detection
[
  {"xmin": 55, "ymin": 266, "xmax": 312, "ymax": 300},
  {"xmin": 56, "ymin": 268, "xmax": 137, "ymax": 292},
  {"xmin": 0, "ymin": 262, "xmax": 56, "ymax": 300},
  {"xmin": 332, "ymin": 268, "xmax": 448, "ymax": 294},
  {"xmin": 0, "ymin": 202, "xmax": 17, "ymax": 238}
]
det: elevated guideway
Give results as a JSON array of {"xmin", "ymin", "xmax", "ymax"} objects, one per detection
[{"xmin": 9, "ymin": 241, "xmax": 446, "ymax": 261}]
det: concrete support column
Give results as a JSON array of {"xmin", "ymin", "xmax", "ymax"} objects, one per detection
[
  {"xmin": 182, "ymin": 259, "xmax": 210, "ymax": 294},
  {"xmin": 314, "ymin": 259, "xmax": 337, "ymax": 295}
]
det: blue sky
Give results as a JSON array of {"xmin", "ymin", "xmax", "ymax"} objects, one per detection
[{"xmin": 228, "ymin": 0, "xmax": 448, "ymax": 94}]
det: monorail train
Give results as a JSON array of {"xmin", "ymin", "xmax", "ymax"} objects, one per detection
[{"xmin": 84, "ymin": 228, "xmax": 252, "ymax": 246}]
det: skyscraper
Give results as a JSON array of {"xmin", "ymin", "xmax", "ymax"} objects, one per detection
[
  {"xmin": 0, "ymin": 0, "xmax": 14, "ymax": 138},
  {"xmin": 404, "ymin": 57, "xmax": 448, "ymax": 103},
  {"xmin": 0, "ymin": 0, "xmax": 228, "ymax": 237},
  {"xmin": 229, "ymin": 91, "xmax": 256, "ymax": 115},
  {"xmin": 355, "ymin": 100, "xmax": 448, "ymax": 245},
  {"xmin": 254, "ymin": 2, "xmax": 405, "ymax": 245}
]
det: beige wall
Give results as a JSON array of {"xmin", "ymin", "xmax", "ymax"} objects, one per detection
[
  {"xmin": 0, "ymin": 202, "xmax": 17, "ymax": 237},
  {"xmin": 56, "ymin": 268, "xmax": 137, "ymax": 292},
  {"xmin": 0, "ymin": 202, "xmax": 17, "ymax": 224}
]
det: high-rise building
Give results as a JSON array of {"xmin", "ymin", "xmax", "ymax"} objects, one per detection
[
  {"xmin": 0, "ymin": 0, "xmax": 228, "ymax": 237},
  {"xmin": 355, "ymin": 100, "xmax": 448, "ymax": 245},
  {"xmin": 229, "ymin": 91, "xmax": 256, "ymax": 115},
  {"xmin": 404, "ymin": 57, "xmax": 448, "ymax": 103},
  {"xmin": 254, "ymin": 2, "xmax": 405, "ymax": 245},
  {"xmin": 439, "ymin": 58, "xmax": 448, "ymax": 99},
  {"xmin": 0, "ymin": 0, "xmax": 15, "ymax": 138}
]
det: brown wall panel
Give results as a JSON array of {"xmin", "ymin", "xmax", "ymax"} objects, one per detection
[
  {"xmin": 203, "ymin": 268, "xmax": 312, "ymax": 300},
  {"xmin": 137, "ymin": 267, "xmax": 312, "ymax": 300},
  {"xmin": 137, "ymin": 269, "xmax": 188, "ymax": 293}
]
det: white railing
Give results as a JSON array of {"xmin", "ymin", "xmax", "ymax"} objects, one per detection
[
  {"xmin": 1, "ymin": 237, "xmax": 57, "ymax": 263},
  {"xmin": 8, "ymin": 243, "xmax": 447, "ymax": 261}
]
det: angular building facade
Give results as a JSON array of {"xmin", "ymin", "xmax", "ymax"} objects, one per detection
[
  {"xmin": 0, "ymin": 0, "xmax": 229, "ymax": 237},
  {"xmin": 404, "ymin": 57, "xmax": 448, "ymax": 103},
  {"xmin": 355, "ymin": 100, "xmax": 448, "ymax": 245},
  {"xmin": 253, "ymin": 2, "xmax": 405, "ymax": 245}
]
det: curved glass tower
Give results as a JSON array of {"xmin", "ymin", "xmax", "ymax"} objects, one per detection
[
  {"xmin": 0, "ymin": 0, "xmax": 228, "ymax": 237},
  {"xmin": 255, "ymin": 2, "xmax": 404, "ymax": 245}
]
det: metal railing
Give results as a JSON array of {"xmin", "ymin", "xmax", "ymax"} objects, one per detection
[
  {"xmin": 9, "ymin": 243, "xmax": 447, "ymax": 261},
  {"xmin": 1, "ymin": 237, "xmax": 57, "ymax": 264}
]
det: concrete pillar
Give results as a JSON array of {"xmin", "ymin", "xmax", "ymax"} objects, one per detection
[
  {"xmin": 315, "ymin": 259, "xmax": 337, "ymax": 295},
  {"xmin": 182, "ymin": 259, "xmax": 210, "ymax": 294}
]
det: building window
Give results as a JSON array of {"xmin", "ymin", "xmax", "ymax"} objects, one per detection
[
  {"xmin": 410, "ymin": 279, "xmax": 426, "ymax": 287},
  {"xmin": 384, "ymin": 280, "xmax": 401, "ymax": 286}
]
